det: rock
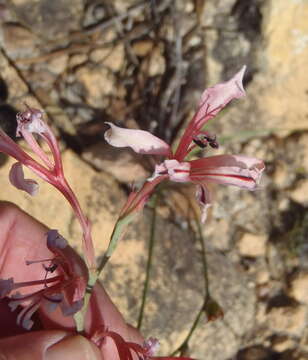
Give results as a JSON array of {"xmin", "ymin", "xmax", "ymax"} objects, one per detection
[
  {"xmin": 256, "ymin": 270, "xmax": 270, "ymax": 285},
  {"xmin": 9, "ymin": 0, "xmax": 84, "ymax": 39},
  {"xmin": 272, "ymin": 335, "xmax": 296, "ymax": 353},
  {"xmin": 75, "ymin": 66, "xmax": 116, "ymax": 107},
  {"xmin": 0, "ymin": 52, "xmax": 28, "ymax": 102},
  {"xmin": 68, "ymin": 54, "xmax": 88, "ymax": 68},
  {"xmin": 236, "ymin": 345, "xmax": 276, "ymax": 360},
  {"xmin": 82, "ymin": 142, "xmax": 149, "ymax": 183},
  {"xmin": 132, "ymin": 40, "xmax": 154, "ymax": 57},
  {"xmin": 45, "ymin": 54, "xmax": 68, "ymax": 75},
  {"xmin": 90, "ymin": 44, "xmax": 125, "ymax": 72},
  {"xmin": 0, "ymin": 23, "xmax": 39, "ymax": 59},
  {"xmin": 289, "ymin": 272, "xmax": 308, "ymax": 305},
  {"xmin": 256, "ymin": 0, "xmax": 308, "ymax": 134},
  {"xmin": 148, "ymin": 47, "xmax": 166, "ymax": 76},
  {"xmin": 289, "ymin": 180, "xmax": 308, "ymax": 205},
  {"xmin": 267, "ymin": 305, "xmax": 307, "ymax": 337},
  {"xmin": 238, "ymin": 233, "xmax": 267, "ymax": 257}
]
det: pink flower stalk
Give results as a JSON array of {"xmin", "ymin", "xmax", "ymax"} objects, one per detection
[
  {"xmin": 0, "ymin": 106, "xmax": 95, "ymax": 267},
  {"xmin": 104, "ymin": 66, "xmax": 265, "ymax": 221},
  {"xmin": 0, "ymin": 230, "xmax": 88, "ymax": 330}
]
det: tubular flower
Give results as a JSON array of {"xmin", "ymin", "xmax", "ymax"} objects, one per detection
[
  {"xmin": 104, "ymin": 66, "xmax": 265, "ymax": 221},
  {"xmin": 0, "ymin": 105, "xmax": 95, "ymax": 267},
  {"xmin": 0, "ymin": 230, "xmax": 88, "ymax": 330}
]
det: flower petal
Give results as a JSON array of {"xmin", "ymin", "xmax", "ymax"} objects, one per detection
[
  {"xmin": 104, "ymin": 122, "xmax": 171, "ymax": 156},
  {"xmin": 148, "ymin": 160, "xmax": 191, "ymax": 183},
  {"xmin": 16, "ymin": 107, "xmax": 46, "ymax": 136},
  {"xmin": 9, "ymin": 162, "xmax": 39, "ymax": 195},
  {"xmin": 195, "ymin": 66, "xmax": 246, "ymax": 127},
  {"xmin": 174, "ymin": 67, "xmax": 246, "ymax": 161},
  {"xmin": 190, "ymin": 154, "xmax": 265, "ymax": 190},
  {"xmin": 195, "ymin": 184, "xmax": 212, "ymax": 223}
]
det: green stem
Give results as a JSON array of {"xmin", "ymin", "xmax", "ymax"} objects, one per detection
[
  {"xmin": 137, "ymin": 194, "xmax": 158, "ymax": 330},
  {"xmin": 169, "ymin": 196, "xmax": 210, "ymax": 356},
  {"xmin": 170, "ymin": 306, "xmax": 204, "ymax": 356},
  {"xmin": 195, "ymin": 219, "xmax": 210, "ymax": 298},
  {"xmin": 97, "ymin": 213, "xmax": 136, "ymax": 275}
]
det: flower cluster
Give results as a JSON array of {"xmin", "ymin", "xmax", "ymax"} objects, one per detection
[
  {"xmin": 104, "ymin": 66, "xmax": 265, "ymax": 221},
  {"xmin": 0, "ymin": 67, "xmax": 264, "ymax": 360},
  {"xmin": 0, "ymin": 230, "xmax": 87, "ymax": 329}
]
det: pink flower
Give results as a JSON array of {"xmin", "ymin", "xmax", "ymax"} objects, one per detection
[
  {"xmin": 0, "ymin": 105, "xmax": 95, "ymax": 267},
  {"xmin": 0, "ymin": 230, "xmax": 88, "ymax": 330},
  {"xmin": 104, "ymin": 67, "xmax": 265, "ymax": 221}
]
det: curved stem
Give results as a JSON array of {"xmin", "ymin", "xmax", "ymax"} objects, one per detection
[
  {"xmin": 170, "ymin": 306, "xmax": 204, "ymax": 356},
  {"xmin": 137, "ymin": 194, "xmax": 158, "ymax": 330}
]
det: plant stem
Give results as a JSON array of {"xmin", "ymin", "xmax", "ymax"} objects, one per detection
[
  {"xmin": 137, "ymin": 194, "xmax": 158, "ymax": 330},
  {"xmin": 169, "ymin": 193, "xmax": 210, "ymax": 355},
  {"xmin": 170, "ymin": 306, "xmax": 204, "ymax": 356}
]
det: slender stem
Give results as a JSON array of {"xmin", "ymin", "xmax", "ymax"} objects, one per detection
[
  {"xmin": 96, "ymin": 212, "xmax": 136, "ymax": 275},
  {"xmin": 137, "ymin": 194, "xmax": 158, "ymax": 330},
  {"xmin": 169, "ymin": 191, "xmax": 210, "ymax": 356},
  {"xmin": 170, "ymin": 306, "xmax": 204, "ymax": 356},
  {"xmin": 195, "ymin": 218, "xmax": 210, "ymax": 297}
]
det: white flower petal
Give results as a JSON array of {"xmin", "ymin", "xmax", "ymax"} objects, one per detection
[
  {"xmin": 9, "ymin": 162, "xmax": 39, "ymax": 196},
  {"xmin": 104, "ymin": 122, "xmax": 171, "ymax": 156}
]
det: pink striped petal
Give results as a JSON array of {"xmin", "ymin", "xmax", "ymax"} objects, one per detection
[
  {"xmin": 104, "ymin": 123, "xmax": 171, "ymax": 156},
  {"xmin": 194, "ymin": 66, "xmax": 246, "ymax": 127},
  {"xmin": 174, "ymin": 67, "xmax": 246, "ymax": 161},
  {"xmin": 190, "ymin": 154, "xmax": 265, "ymax": 190},
  {"xmin": 148, "ymin": 160, "xmax": 191, "ymax": 183},
  {"xmin": 9, "ymin": 162, "xmax": 39, "ymax": 195}
]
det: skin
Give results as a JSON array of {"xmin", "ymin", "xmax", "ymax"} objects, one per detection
[{"xmin": 0, "ymin": 201, "xmax": 143, "ymax": 360}]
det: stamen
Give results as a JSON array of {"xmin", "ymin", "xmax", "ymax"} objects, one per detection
[
  {"xmin": 43, "ymin": 263, "xmax": 58, "ymax": 273},
  {"xmin": 192, "ymin": 133, "xmax": 219, "ymax": 150},
  {"xmin": 26, "ymin": 258, "xmax": 55, "ymax": 265}
]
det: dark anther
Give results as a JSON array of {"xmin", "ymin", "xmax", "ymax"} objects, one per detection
[
  {"xmin": 193, "ymin": 133, "xmax": 219, "ymax": 149},
  {"xmin": 43, "ymin": 263, "xmax": 58, "ymax": 273},
  {"xmin": 193, "ymin": 137, "xmax": 208, "ymax": 148},
  {"xmin": 209, "ymin": 140, "xmax": 219, "ymax": 149}
]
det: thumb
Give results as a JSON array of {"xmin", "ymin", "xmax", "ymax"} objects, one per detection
[{"xmin": 0, "ymin": 330, "xmax": 101, "ymax": 360}]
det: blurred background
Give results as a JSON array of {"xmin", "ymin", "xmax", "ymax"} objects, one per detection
[{"xmin": 0, "ymin": 0, "xmax": 307, "ymax": 359}]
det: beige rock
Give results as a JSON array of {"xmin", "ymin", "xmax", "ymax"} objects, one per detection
[
  {"xmin": 148, "ymin": 47, "xmax": 166, "ymax": 76},
  {"xmin": 46, "ymin": 54, "xmax": 68, "ymax": 75},
  {"xmin": 0, "ymin": 23, "xmax": 39, "ymax": 58},
  {"xmin": 273, "ymin": 162, "xmax": 290, "ymax": 189},
  {"xmin": 257, "ymin": 0, "xmax": 308, "ymax": 134},
  {"xmin": 238, "ymin": 233, "xmax": 267, "ymax": 257},
  {"xmin": 75, "ymin": 66, "xmax": 115, "ymax": 107},
  {"xmin": 68, "ymin": 54, "xmax": 88, "ymax": 68},
  {"xmin": 289, "ymin": 180, "xmax": 308, "ymax": 204},
  {"xmin": 82, "ymin": 142, "xmax": 149, "ymax": 183},
  {"xmin": 298, "ymin": 133, "xmax": 308, "ymax": 173},
  {"xmin": 0, "ymin": 52, "xmax": 29, "ymax": 100},
  {"xmin": 272, "ymin": 336, "xmax": 296, "ymax": 352},
  {"xmin": 90, "ymin": 44, "xmax": 125, "ymax": 72},
  {"xmin": 132, "ymin": 40, "xmax": 154, "ymax": 57},
  {"xmin": 290, "ymin": 272, "xmax": 308, "ymax": 304},
  {"xmin": 256, "ymin": 270, "xmax": 270, "ymax": 285},
  {"xmin": 268, "ymin": 305, "xmax": 307, "ymax": 336}
]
